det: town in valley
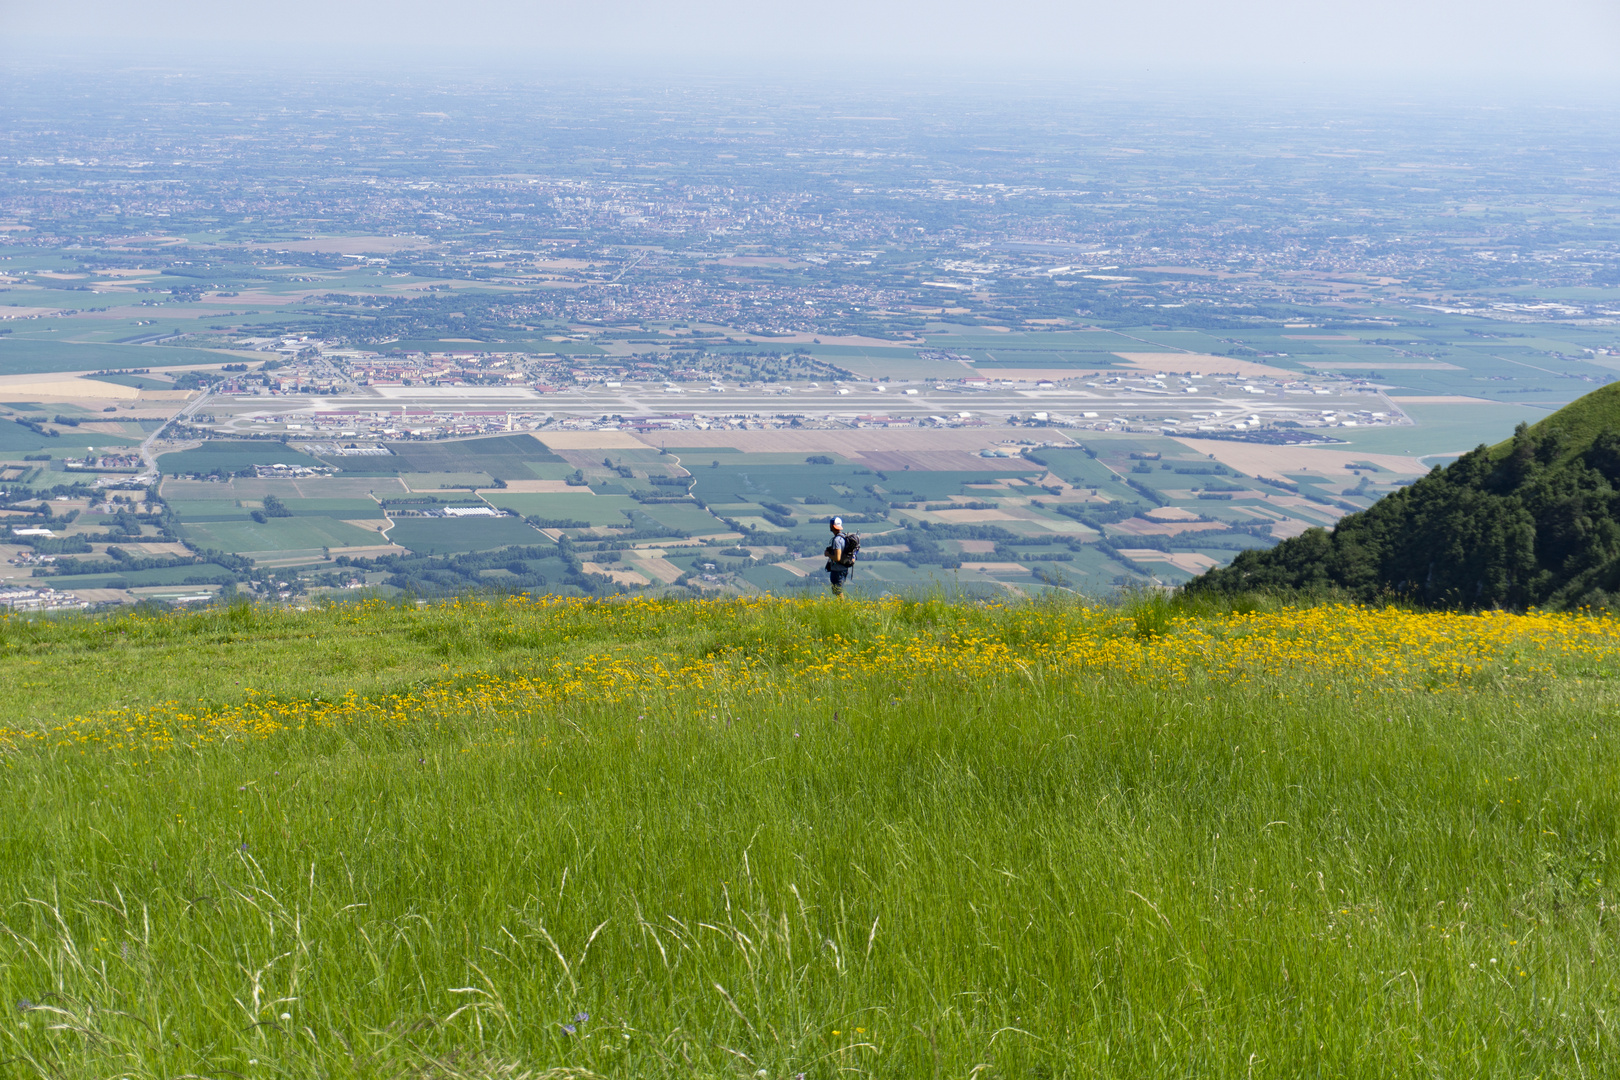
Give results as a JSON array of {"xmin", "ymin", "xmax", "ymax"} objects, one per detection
[{"xmin": 3, "ymin": 68, "xmax": 1616, "ymax": 607}]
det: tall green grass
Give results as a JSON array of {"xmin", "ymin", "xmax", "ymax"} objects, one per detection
[{"xmin": 0, "ymin": 596, "xmax": 1615, "ymax": 1078}]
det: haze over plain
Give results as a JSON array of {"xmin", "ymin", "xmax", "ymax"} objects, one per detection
[
  {"xmin": 2, "ymin": 0, "xmax": 1618, "ymax": 607},
  {"xmin": 7, "ymin": 0, "xmax": 1619, "ymax": 77},
  {"xmin": 4, "ymin": 7, "xmax": 1620, "ymax": 1080}
]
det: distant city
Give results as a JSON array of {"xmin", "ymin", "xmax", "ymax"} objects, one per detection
[{"xmin": 1, "ymin": 69, "xmax": 1616, "ymax": 606}]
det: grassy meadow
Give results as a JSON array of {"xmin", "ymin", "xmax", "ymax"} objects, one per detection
[{"xmin": 1, "ymin": 594, "xmax": 1618, "ymax": 1078}]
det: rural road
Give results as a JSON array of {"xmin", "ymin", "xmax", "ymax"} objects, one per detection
[{"xmin": 137, "ymin": 385, "xmax": 212, "ymax": 484}]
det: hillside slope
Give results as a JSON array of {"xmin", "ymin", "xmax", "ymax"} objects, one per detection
[
  {"xmin": 1187, "ymin": 382, "xmax": 1620, "ymax": 609},
  {"xmin": 3, "ymin": 596, "xmax": 1618, "ymax": 1077}
]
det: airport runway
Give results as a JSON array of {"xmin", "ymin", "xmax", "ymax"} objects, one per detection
[{"xmin": 208, "ymin": 381, "xmax": 1397, "ymax": 433}]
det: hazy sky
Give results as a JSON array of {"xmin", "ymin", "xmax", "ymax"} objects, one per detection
[{"xmin": 6, "ymin": 0, "xmax": 1619, "ymax": 79}]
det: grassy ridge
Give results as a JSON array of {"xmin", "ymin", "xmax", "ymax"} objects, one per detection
[
  {"xmin": 2, "ymin": 596, "xmax": 1618, "ymax": 1078},
  {"xmin": 1491, "ymin": 381, "xmax": 1620, "ymax": 464}
]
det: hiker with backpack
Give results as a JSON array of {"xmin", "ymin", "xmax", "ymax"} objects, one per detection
[{"xmin": 824, "ymin": 516, "xmax": 859, "ymax": 596}]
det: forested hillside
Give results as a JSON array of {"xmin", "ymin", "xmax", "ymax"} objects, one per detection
[{"xmin": 1188, "ymin": 384, "xmax": 1620, "ymax": 609}]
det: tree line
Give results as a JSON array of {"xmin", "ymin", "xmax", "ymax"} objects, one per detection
[{"xmin": 1190, "ymin": 418, "xmax": 1620, "ymax": 610}]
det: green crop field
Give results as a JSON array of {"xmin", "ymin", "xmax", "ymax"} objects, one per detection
[
  {"xmin": 44, "ymin": 562, "xmax": 239, "ymax": 588},
  {"xmin": 158, "ymin": 442, "xmax": 326, "ymax": 475},
  {"xmin": 385, "ymin": 515, "xmax": 549, "ymax": 554},
  {"xmin": 875, "ymin": 468, "xmax": 1041, "ymax": 502},
  {"xmin": 1334, "ymin": 402, "xmax": 1558, "ymax": 458},
  {"xmin": 85, "ymin": 373, "xmax": 176, "ymax": 390},
  {"xmin": 400, "ymin": 471, "xmax": 498, "ymax": 490},
  {"xmin": 166, "ymin": 497, "xmax": 387, "ymax": 523},
  {"xmin": 689, "ymin": 464, "xmax": 901, "ymax": 509},
  {"xmin": 229, "ymin": 477, "xmax": 405, "ymax": 501},
  {"xmin": 0, "ymin": 419, "xmax": 138, "ymax": 453},
  {"xmin": 178, "ymin": 516, "xmax": 384, "ymax": 553},
  {"xmin": 164, "ymin": 500, "xmax": 258, "ymax": 523},
  {"xmin": 0, "ymin": 338, "xmax": 241, "ymax": 376},
  {"xmin": 626, "ymin": 501, "xmax": 725, "ymax": 534},
  {"xmin": 2, "ymin": 594, "xmax": 1615, "ymax": 1078},
  {"xmin": 482, "ymin": 492, "xmax": 641, "ymax": 526},
  {"xmin": 1026, "ymin": 447, "xmax": 1122, "ymax": 487},
  {"xmin": 275, "ymin": 498, "xmax": 387, "ymax": 518},
  {"xmin": 388, "ymin": 435, "xmax": 566, "ymax": 475}
]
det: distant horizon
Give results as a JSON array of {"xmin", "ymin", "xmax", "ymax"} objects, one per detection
[
  {"xmin": 6, "ymin": 0, "xmax": 1618, "ymax": 86},
  {"xmin": 5, "ymin": 48, "xmax": 1620, "ymax": 107}
]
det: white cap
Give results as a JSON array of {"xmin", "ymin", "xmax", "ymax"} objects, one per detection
[{"xmin": 830, "ymin": 516, "xmax": 843, "ymax": 528}]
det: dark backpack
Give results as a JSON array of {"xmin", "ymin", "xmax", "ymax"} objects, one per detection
[{"xmin": 839, "ymin": 533, "xmax": 860, "ymax": 567}]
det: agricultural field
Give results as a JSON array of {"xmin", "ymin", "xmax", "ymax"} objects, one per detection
[
  {"xmin": 383, "ymin": 516, "xmax": 557, "ymax": 555},
  {"xmin": 177, "ymin": 516, "xmax": 386, "ymax": 556},
  {"xmin": 2, "ymin": 73, "xmax": 1617, "ymax": 608},
  {"xmin": 5, "ymin": 63, "xmax": 1620, "ymax": 1080},
  {"xmin": 0, "ymin": 403, "xmax": 1491, "ymax": 605},
  {"xmin": 2, "ymin": 594, "xmax": 1617, "ymax": 1077},
  {"xmin": 156, "ymin": 443, "xmax": 326, "ymax": 475},
  {"xmin": 0, "ymin": 332, "xmax": 1603, "ymax": 608}
]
